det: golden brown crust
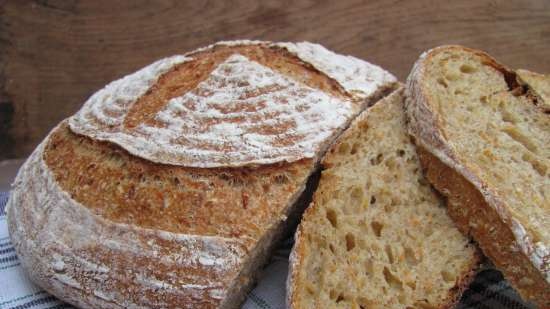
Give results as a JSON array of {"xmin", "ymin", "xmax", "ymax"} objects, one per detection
[
  {"xmin": 8, "ymin": 139, "xmax": 251, "ymax": 309},
  {"xmin": 44, "ymin": 123, "xmax": 312, "ymax": 241},
  {"xmin": 417, "ymin": 146, "xmax": 549, "ymax": 308}
]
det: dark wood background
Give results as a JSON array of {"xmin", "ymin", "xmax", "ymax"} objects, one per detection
[{"xmin": 1, "ymin": 0, "xmax": 549, "ymax": 159}]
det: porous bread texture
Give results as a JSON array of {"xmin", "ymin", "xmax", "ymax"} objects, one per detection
[
  {"xmin": 406, "ymin": 45, "xmax": 549, "ymax": 308},
  {"xmin": 288, "ymin": 89, "xmax": 480, "ymax": 309},
  {"xmin": 7, "ymin": 41, "xmax": 398, "ymax": 309}
]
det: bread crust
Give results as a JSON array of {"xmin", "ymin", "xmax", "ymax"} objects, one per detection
[
  {"xmin": 7, "ymin": 40, "xmax": 398, "ymax": 309},
  {"xmin": 406, "ymin": 45, "xmax": 549, "ymax": 308},
  {"xmin": 416, "ymin": 146, "xmax": 549, "ymax": 308}
]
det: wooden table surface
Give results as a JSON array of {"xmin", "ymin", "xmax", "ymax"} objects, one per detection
[{"xmin": 1, "ymin": 0, "xmax": 549, "ymax": 160}]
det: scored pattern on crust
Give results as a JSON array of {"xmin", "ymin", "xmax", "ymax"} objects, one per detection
[
  {"xmin": 70, "ymin": 53, "xmax": 354, "ymax": 168},
  {"xmin": 7, "ymin": 136, "xmax": 248, "ymax": 308},
  {"xmin": 277, "ymin": 42, "xmax": 397, "ymax": 99},
  {"xmin": 135, "ymin": 54, "xmax": 354, "ymax": 167},
  {"xmin": 69, "ymin": 41, "xmax": 396, "ymax": 168},
  {"xmin": 69, "ymin": 55, "xmax": 190, "ymax": 132},
  {"xmin": 192, "ymin": 41, "xmax": 397, "ymax": 100}
]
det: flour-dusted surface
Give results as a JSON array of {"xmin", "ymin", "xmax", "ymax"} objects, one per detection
[
  {"xmin": 112, "ymin": 54, "xmax": 354, "ymax": 167},
  {"xmin": 7, "ymin": 136, "xmax": 248, "ymax": 309},
  {"xmin": 277, "ymin": 42, "xmax": 397, "ymax": 99},
  {"xmin": 69, "ymin": 41, "xmax": 396, "ymax": 168},
  {"xmin": 69, "ymin": 55, "xmax": 189, "ymax": 131}
]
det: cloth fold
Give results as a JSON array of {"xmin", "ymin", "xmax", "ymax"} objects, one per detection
[{"xmin": 0, "ymin": 192, "xmax": 533, "ymax": 309}]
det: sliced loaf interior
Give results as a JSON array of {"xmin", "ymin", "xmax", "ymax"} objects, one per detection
[
  {"xmin": 288, "ymin": 89, "xmax": 480, "ymax": 309},
  {"xmin": 406, "ymin": 46, "xmax": 549, "ymax": 307}
]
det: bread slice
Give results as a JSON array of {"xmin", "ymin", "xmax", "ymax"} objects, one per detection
[
  {"xmin": 406, "ymin": 45, "xmax": 549, "ymax": 308},
  {"xmin": 7, "ymin": 41, "xmax": 397, "ymax": 309},
  {"xmin": 287, "ymin": 89, "xmax": 480, "ymax": 309}
]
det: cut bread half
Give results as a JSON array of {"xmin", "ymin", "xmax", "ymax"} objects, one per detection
[
  {"xmin": 287, "ymin": 89, "xmax": 480, "ymax": 309},
  {"xmin": 406, "ymin": 45, "xmax": 549, "ymax": 308},
  {"xmin": 7, "ymin": 41, "xmax": 398, "ymax": 309}
]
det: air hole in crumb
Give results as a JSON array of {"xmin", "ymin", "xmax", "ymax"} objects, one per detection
[
  {"xmin": 365, "ymin": 259, "xmax": 374, "ymax": 274},
  {"xmin": 370, "ymin": 153, "xmax": 384, "ymax": 165},
  {"xmin": 441, "ymin": 270, "xmax": 455, "ymax": 282},
  {"xmin": 480, "ymin": 96, "xmax": 488, "ymax": 103},
  {"xmin": 336, "ymin": 294, "xmax": 344, "ymax": 303},
  {"xmin": 522, "ymin": 153, "xmax": 546, "ymax": 176},
  {"xmin": 397, "ymin": 149, "xmax": 406, "ymax": 157},
  {"xmin": 338, "ymin": 142, "xmax": 350, "ymax": 154},
  {"xmin": 329, "ymin": 244, "xmax": 336, "ymax": 254},
  {"xmin": 326, "ymin": 209, "xmax": 338, "ymax": 228},
  {"xmin": 437, "ymin": 77, "xmax": 448, "ymax": 88},
  {"xmin": 459, "ymin": 64, "xmax": 477, "ymax": 74},
  {"xmin": 345, "ymin": 233, "xmax": 356, "ymax": 251},
  {"xmin": 351, "ymin": 187, "xmax": 364, "ymax": 203},
  {"xmin": 371, "ymin": 221, "xmax": 383, "ymax": 237},
  {"xmin": 370, "ymin": 196, "xmax": 377, "ymax": 205},
  {"xmin": 383, "ymin": 267, "xmax": 403, "ymax": 290},
  {"xmin": 502, "ymin": 127, "xmax": 538, "ymax": 153},
  {"xmin": 385, "ymin": 245, "xmax": 395, "ymax": 263}
]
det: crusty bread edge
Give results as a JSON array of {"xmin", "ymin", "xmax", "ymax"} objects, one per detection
[
  {"xmin": 287, "ymin": 88, "xmax": 481, "ymax": 309},
  {"xmin": 415, "ymin": 146, "xmax": 549, "ymax": 308},
  {"xmin": 405, "ymin": 45, "xmax": 549, "ymax": 308},
  {"xmin": 7, "ymin": 127, "xmax": 263, "ymax": 308}
]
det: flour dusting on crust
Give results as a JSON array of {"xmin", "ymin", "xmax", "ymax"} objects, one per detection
[
  {"xmin": 139, "ymin": 54, "xmax": 355, "ymax": 167},
  {"xmin": 277, "ymin": 42, "xmax": 397, "ymax": 99},
  {"xmin": 70, "ymin": 55, "xmax": 189, "ymax": 131},
  {"xmin": 70, "ymin": 53, "xmax": 356, "ymax": 168}
]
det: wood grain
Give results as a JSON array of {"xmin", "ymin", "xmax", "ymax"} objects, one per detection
[{"xmin": 1, "ymin": 0, "xmax": 549, "ymax": 159}]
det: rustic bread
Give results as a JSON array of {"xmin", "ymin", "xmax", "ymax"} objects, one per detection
[
  {"xmin": 406, "ymin": 45, "xmax": 549, "ymax": 308},
  {"xmin": 6, "ymin": 40, "xmax": 397, "ymax": 309},
  {"xmin": 287, "ymin": 89, "xmax": 480, "ymax": 309}
]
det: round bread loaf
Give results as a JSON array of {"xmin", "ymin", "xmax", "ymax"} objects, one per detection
[{"xmin": 6, "ymin": 40, "xmax": 397, "ymax": 309}]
